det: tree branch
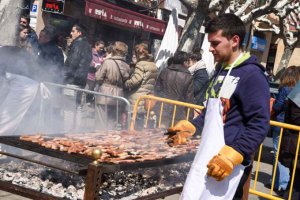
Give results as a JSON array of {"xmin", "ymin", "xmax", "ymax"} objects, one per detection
[
  {"xmin": 178, "ymin": 0, "xmax": 199, "ymax": 10},
  {"xmin": 241, "ymin": 0, "xmax": 279, "ymax": 23},
  {"xmin": 254, "ymin": 15, "xmax": 280, "ymax": 34},
  {"xmin": 234, "ymin": 0, "xmax": 254, "ymax": 17}
]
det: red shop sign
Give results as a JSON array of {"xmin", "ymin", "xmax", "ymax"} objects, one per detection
[
  {"xmin": 85, "ymin": 0, "xmax": 166, "ymax": 35},
  {"xmin": 42, "ymin": 0, "xmax": 65, "ymax": 14}
]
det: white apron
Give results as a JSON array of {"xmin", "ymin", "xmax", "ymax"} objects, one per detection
[
  {"xmin": 181, "ymin": 54, "xmax": 245, "ymax": 200},
  {"xmin": 0, "ymin": 73, "xmax": 39, "ymax": 135}
]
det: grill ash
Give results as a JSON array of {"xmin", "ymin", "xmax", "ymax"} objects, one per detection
[{"xmin": 0, "ymin": 158, "xmax": 191, "ymax": 199}]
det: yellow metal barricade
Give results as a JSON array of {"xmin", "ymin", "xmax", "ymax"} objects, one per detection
[
  {"xmin": 131, "ymin": 95, "xmax": 300, "ymax": 200},
  {"xmin": 130, "ymin": 95, "xmax": 203, "ymax": 130},
  {"xmin": 250, "ymin": 120, "xmax": 300, "ymax": 200}
]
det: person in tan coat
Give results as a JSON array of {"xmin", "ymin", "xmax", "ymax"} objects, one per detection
[
  {"xmin": 124, "ymin": 43, "xmax": 158, "ymax": 129},
  {"xmin": 95, "ymin": 41, "xmax": 131, "ymax": 129}
]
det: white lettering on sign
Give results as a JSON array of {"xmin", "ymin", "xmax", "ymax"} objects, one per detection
[
  {"xmin": 95, "ymin": 8, "xmax": 107, "ymax": 18},
  {"xmin": 134, "ymin": 20, "xmax": 143, "ymax": 27},
  {"xmin": 89, "ymin": 8, "xmax": 92, "ymax": 14},
  {"xmin": 147, "ymin": 25, "xmax": 160, "ymax": 31},
  {"xmin": 113, "ymin": 16, "xmax": 128, "ymax": 24},
  {"xmin": 145, "ymin": 24, "xmax": 160, "ymax": 31}
]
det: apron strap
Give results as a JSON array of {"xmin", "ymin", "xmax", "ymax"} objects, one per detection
[{"xmin": 218, "ymin": 53, "xmax": 244, "ymax": 98}]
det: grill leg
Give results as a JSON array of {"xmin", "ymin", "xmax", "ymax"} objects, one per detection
[{"xmin": 84, "ymin": 163, "xmax": 103, "ymax": 200}]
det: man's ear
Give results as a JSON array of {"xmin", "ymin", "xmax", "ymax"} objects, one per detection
[{"xmin": 231, "ymin": 35, "xmax": 240, "ymax": 49}]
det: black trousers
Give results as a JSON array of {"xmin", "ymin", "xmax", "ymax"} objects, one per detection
[{"xmin": 233, "ymin": 164, "xmax": 253, "ymax": 200}]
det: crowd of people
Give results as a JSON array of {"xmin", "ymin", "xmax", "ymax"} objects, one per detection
[
  {"xmin": 1, "ymin": 12, "xmax": 300, "ymax": 199},
  {"xmin": 3, "ymin": 14, "xmax": 211, "ymax": 131},
  {"xmin": 269, "ymin": 65, "xmax": 300, "ymax": 198}
]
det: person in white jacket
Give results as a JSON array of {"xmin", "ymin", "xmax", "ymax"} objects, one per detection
[
  {"xmin": 188, "ymin": 49, "xmax": 209, "ymax": 106},
  {"xmin": 0, "ymin": 46, "xmax": 40, "ymax": 135}
]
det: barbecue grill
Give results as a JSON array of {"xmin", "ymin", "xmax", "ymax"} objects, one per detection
[
  {"xmin": 0, "ymin": 134, "xmax": 197, "ymax": 200},
  {"xmin": 0, "ymin": 87, "xmax": 203, "ymax": 200}
]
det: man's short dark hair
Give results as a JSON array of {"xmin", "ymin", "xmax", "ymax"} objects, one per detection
[
  {"xmin": 73, "ymin": 24, "xmax": 87, "ymax": 36},
  {"xmin": 205, "ymin": 13, "xmax": 246, "ymax": 48},
  {"xmin": 173, "ymin": 51, "xmax": 188, "ymax": 65},
  {"xmin": 167, "ymin": 56, "xmax": 174, "ymax": 66},
  {"xmin": 189, "ymin": 47, "xmax": 202, "ymax": 61},
  {"xmin": 20, "ymin": 14, "xmax": 30, "ymax": 24}
]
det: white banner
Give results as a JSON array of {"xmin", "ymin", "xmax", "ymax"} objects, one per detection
[{"xmin": 155, "ymin": 8, "xmax": 179, "ymax": 70}]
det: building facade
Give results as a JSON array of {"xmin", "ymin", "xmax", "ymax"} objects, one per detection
[{"xmin": 30, "ymin": 0, "xmax": 167, "ymax": 60}]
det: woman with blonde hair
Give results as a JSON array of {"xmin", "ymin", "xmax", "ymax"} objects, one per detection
[
  {"xmin": 124, "ymin": 43, "xmax": 158, "ymax": 129},
  {"xmin": 95, "ymin": 41, "xmax": 131, "ymax": 129},
  {"xmin": 269, "ymin": 65, "xmax": 300, "ymax": 194}
]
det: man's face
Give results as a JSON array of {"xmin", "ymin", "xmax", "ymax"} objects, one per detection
[
  {"xmin": 99, "ymin": 44, "xmax": 105, "ymax": 51},
  {"xmin": 20, "ymin": 18, "xmax": 29, "ymax": 26},
  {"xmin": 70, "ymin": 27, "xmax": 81, "ymax": 40},
  {"xmin": 208, "ymin": 30, "xmax": 235, "ymax": 64},
  {"xmin": 95, "ymin": 44, "xmax": 105, "ymax": 52}
]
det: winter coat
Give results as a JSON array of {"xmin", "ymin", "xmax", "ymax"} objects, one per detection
[
  {"xmin": 91, "ymin": 48, "xmax": 105, "ymax": 67},
  {"xmin": 27, "ymin": 28, "xmax": 39, "ymax": 54},
  {"xmin": 124, "ymin": 60, "xmax": 158, "ymax": 112},
  {"xmin": 188, "ymin": 60, "xmax": 209, "ymax": 105},
  {"xmin": 281, "ymin": 99, "xmax": 300, "ymax": 157},
  {"xmin": 155, "ymin": 64, "xmax": 194, "ymax": 126},
  {"xmin": 193, "ymin": 54, "xmax": 270, "ymax": 163},
  {"xmin": 155, "ymin": 64, "xmax": 194, "ymax": 102},
  {"xmin": 95, "ymin": 56, "xmax": 130, "ymax": 105},
  {"xmin": 64, "ymin": 37, "xmax": 92, "ymax": 87},
  {"xmin": 38, "ymin": 41, "xmax": 64, "ymax": 83},
  {"xmin": 280, "ymin": 82, "xmax": 300, "ymax": 162},
  {"xmin": 273, "ymin": 86, "xmax": 292, "ymax": 123}
]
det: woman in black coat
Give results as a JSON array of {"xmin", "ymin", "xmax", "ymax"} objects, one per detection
[{"xmin": 155, "ymin": 51, "xmax": 194, "ymax": 127}]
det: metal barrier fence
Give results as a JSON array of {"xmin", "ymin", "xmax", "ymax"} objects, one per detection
[
  {"xmin": 130, "ymin": 95, "xmax": 204, "ymax": 130},
  {"xmin": 131, "ymin": 95, "xmax": 300, "ymax": 200},
  {"xmin": 39, "ymin": 82, "xmax": 131, "ymax": 133},
  {"xmin": 250, "ymin": 120, "xmax": 300, "ymax": 200}
]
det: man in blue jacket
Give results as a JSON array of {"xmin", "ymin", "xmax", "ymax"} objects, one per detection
[{"xmin": 168, "ymin": 14, "xmax": 270, "ymax": 199}]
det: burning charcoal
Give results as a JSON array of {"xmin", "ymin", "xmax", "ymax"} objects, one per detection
[
  {"xmin": 12, "ymin": 172, "xmax": 27, "ymax": 185},
  {"xmin": 23, "ymin": 176, "xmax": 42, "ymax": 191},
  {"xmin": 41, "ymin": 179, "xmax": 54, "ymax": 194},
  {"xmin": 76, "ymin": 189, "xmax": 84, "ymax": 200},
  {"xmin": 3, "ymin": 171, "xmax": 14, "ymax": 181},
  {"xmin": 140, "ymin": 187, "xmax": 158, "ymax": 196},
  {"xmin": 66, "ymin": 185, "xmax": 78, "ymax": 199},
  {"xmin": 102, "ymin": 181, "xmax": 108, "ymax": 187},
  {"xmin": 108, "ymin": 190, "xmax": 117, "ymax": 196},
  {"xmin": 100, "ymin": 189, "xmax": 111, "ymax": 199},
  {"xmin": 50, "ymin": 183, "xmax": 66, "ymax": 198},
  {"xmin": 0, "ymin": 168, "xmax": 5, "ymax": 178}
]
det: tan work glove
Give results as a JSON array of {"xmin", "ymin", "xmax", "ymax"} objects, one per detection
[
  {"xmin": 207, "ymin": 145, "xmax": 243, "ymax": 181},
  {"xmin": 167, "ymin": 120, "xmax": 196, "ymax": 145}
]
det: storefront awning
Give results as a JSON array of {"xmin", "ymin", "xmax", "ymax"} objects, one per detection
[{"xmin": 85, "ymin": 0, "xmax": 166, "ymax": 36}]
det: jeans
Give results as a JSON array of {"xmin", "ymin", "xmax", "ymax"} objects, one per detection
[{"xmin": 270, "ymin": 126, "xmax": 290, "ymax": 190}]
